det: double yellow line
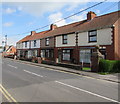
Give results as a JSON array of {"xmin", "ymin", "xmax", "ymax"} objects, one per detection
[{"xmin": 0, "ymin": 84, "xmax": 18, "ymax": 104}]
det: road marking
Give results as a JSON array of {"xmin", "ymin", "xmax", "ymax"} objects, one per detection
[
  {"xmin": 7, "ymin": 64, "xmax": 17, "ymax": 69},
  {"xmin": 24, "ymin": 70, "xmax": 43, "ymax": 77},
  {"xmin": 55, "ymin": 81, "xmax": 119, "ymax": 103},
  {"xmin": 0, "ymin": 84, "xmax": 18, "ymax": 103},
  {"xmin": 12, "ymin": 60, "xmax": 118, "ymax": 84},
  {"xmin": 0, "ymin": 88, "xmax": 12, "ymax": 102}
]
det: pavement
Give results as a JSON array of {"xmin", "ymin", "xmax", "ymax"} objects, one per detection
[
  {"xmin": 1, "ymin": 58, "xmax": 119, "ymax": 103},
  {"xmin": 11, "ymin": 58, "xmax": 119, "ymax": 83}
]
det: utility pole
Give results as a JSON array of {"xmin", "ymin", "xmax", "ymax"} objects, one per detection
[{"xmin": 4, "ymin": 35, "xmax": 7, "ymax": 52}]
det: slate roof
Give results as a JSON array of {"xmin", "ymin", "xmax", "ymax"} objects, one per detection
[{"xmin": 17, "ymin": 10, "xmax": 120, "ymax": 43}]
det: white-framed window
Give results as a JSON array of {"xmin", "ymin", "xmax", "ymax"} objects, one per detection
[
  {"xmin": 62, "ymin": 50, "xmax": 70, "ymax": 61},
  {"xmin": 80, "ymin": 49, "xmax": 91, "ymax": 63},
  {"xmin": 88, "ymin": 30, "xmax": 97, "ymax": 42},
  {"xmin": 62, "ymin": 34, "xmax": 68, "ymax": 44},
  {"xmin": 28, "ymin": 50, "xmax": 32, "ymax": 58},
  {"xmin": 32, "ymin": 50, "xmax": 38, "ymax": 57},
  {"xmin": 45, "ymin": 38, "xmax": 49, "ymax": 46},
  {"xmin": 34, "ymin": 40, "xmax": 36, "ymax": 47},
  {"xmin": 41, "ymin": 49, "xmax": 54, "ymax": 58},
  {"xmin": 41, "ymin": 50, "xmax": 45, "ymax": 58},
  {"xmin": 25, "ymin": 42, "xmax": 27, "ymax": 47}
]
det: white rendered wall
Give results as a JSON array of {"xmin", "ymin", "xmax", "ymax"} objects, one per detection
[
  {"xmin": 56, "ymin": 33, "xmax": 76, "ymax": 47},
  {"xmin": 78, "ymin": 28, "xmax": 112, "ymax": 46},
  {"xmin": 31, "ymin": 39, "xmax": 40, "ymax": 49}
]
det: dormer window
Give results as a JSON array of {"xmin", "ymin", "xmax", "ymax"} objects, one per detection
[
  {"xmin": 88, "ymin": 30, "xmax": 97, "ymax": 42},
  {"xmin": 62, "ymin": 34, "xmax": 67, "ymax": 44},
  {"xmin": 34, "ymin": 40, "xmax": 36, "ymax": 47},
  {"xmin": 45, "ymin": 38, "xmax": 49, "ymax": 46}
]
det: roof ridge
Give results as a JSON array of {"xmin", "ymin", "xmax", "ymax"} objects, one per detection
[
  {"xmin": 17, "ymin": 10, "xmax": 120, "ymax": 43},
  {"xmin": 95, "ymin": 10, "xmax": 120, "ymax": 19}
]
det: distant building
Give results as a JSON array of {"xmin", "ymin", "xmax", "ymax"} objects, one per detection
[{"xmin": 2, "ymin": 45, "xmax": 16, "ymax": 58}]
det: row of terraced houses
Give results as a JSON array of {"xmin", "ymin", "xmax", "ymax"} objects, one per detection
[{"xmin": 16, "ymin": 11, "xmax": 120, "ymax": 66}]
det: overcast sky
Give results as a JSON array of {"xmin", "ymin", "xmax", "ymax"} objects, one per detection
[{"xmin": 0, "ymin": 0, "xmax": 119, "ymax": 46}]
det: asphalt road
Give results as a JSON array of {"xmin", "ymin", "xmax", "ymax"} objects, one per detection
[{"xmin": 1, "ymin": 58, "xmax": 119, "ymax": 103}]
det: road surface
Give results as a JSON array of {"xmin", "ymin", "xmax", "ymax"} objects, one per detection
[{"xmin": 1, "ymin": 58, "xmax": 119, "ymax": 103}]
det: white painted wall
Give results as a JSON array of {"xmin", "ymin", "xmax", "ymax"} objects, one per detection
[
  {"xmin": 31, "ymin": 39, "xmax": 40, "ymax": 48},
  {"xmin": 16, "ymin": 43, "xmax": 23, "ymax": 49},
  {"xmin": 23, "ymin": 41, "xmax": 30, "ymax": 49},
  {"xmin": 16, "ymin": 43, "xmax": 19, "ymax": 49},
  {"xmin": 78, "ymin": 28, "xmax": 112, "ymax": 46},
  {"xmin": 56, "ymin": 33, "xmax": 76, "ymax": 47}
]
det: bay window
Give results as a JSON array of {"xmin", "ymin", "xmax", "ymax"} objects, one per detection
[
  {"xmin": 80, "ymin": 49, "xmax": 91, "ymax": 63},
  {"xmin": 62, "ymin": 50, "xmax": 70, "ymax": 61}
]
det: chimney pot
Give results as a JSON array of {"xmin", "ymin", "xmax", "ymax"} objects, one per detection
[
  {"xmin": 50, "ymin": 24, "xmax": 57, "ymax": 30},
  {"xmin": 87, "ymin": 11, "xmax": 96, "ymax": 20},
  {"xmin": 31, "ymin": 31, "xmax": 36, "ymax": 36}
]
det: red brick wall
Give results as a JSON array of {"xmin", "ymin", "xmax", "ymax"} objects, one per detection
[
  {"xmin": 105, "ymin": 45, "xmax": 114, "ymax": 60},
  {"xmin": 40, "ymin": 37, "xmax": 55, "ymax": 48},
  {"xmin": 114, "ymin": 19, "xmax": 120, "ymax": 60}
]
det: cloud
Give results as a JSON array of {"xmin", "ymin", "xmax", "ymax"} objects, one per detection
[
  {"xmin": 3, "ymin": 2, "xmax": 89, "ymax": 17},
  {"xmin": 2, "ymin": 0, "xmax": 117, "ymax": 2},
  {"xmin": 6, "ymin": 2, "xmax": 67, "ymax": 17},
  {"xmin": 66, "ymin": 2, "xmax": 89, "ymax": 11},
  {"xmin": 48, "ymin": 12, "xmax": 67, "ymax": 27},
  {"xmin": 7, "ymin": 36, "xmax": 18, "ymax": 46},
  {"xmin": 0, "ymin": 35, "xmax": 21, "ymax": 46},
  {"xmin": 3, "ymin": 22, "xmax": 13, "ymax": 27},
  {"xmin": 66, "ymin": 3, "xmax": 79, "ymax": 11},
  {"xmin": 4, "ymin": 8, "xmax": 16, "ymax": 14},
  {"xmin": 17, "ymin": 6, "xmax": 23, "ymax": 11},
  {"xmin": 69, "ymin": 11, "xmax": 87, "ymax": 23}
]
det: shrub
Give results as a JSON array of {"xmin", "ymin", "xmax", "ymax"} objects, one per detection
[{"xmin": 99, "ymin": 59, "xmax": 120, "ymax": 73}]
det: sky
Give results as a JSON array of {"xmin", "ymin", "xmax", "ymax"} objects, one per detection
[{"xmin": 0, "ymin": 0, "xmax": 119, "ymax": 46}]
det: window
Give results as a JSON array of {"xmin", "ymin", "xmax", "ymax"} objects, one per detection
[
  {"xmin": 41, "ymin": 50, "xmax": 45, "ymax": 58},
  {"xmin": 80, "ymin": 49, "xmax": 91, "ymax": 63},
  {"xmin": 17, "ymin": 50, "xmax": 20, "ymax": 57},
  {"xmin": 45, "ymin": 50, "xmax": 50, "ymax": 58},
  {"xmin": 20, "ymin": 51, "xmax": 23, "ymax": 57},
  {"xmin": 25, "ymin": 42, "xmax": 27, "ymax": 47},
  {"xmin": 44, "ymin": 49, "xmax": 54, "ymax": 58},
  {"xmin": 88, "ymin": 30, "xmax": 97, "ymax": 42},
  {"xmin": 62, "ymin": 50, "xmax": 70, "ymax": 61},
  {"xmin": 45, "ymin": 38, "xmax": 49, "ymax": 46},
  {"xmin": 32, "ymin": 50, "xmax": 38, "ymax": 56},
  {"xmin": 62, "ymin": 35, "xmax": 68, "ymax": 44},
  {"xmin": 28, "ymin": 50, "xmax": 32, "ymax": 58},
  {"xmin": 34, "ymin": 40, "xmax": 36, "ymax": 47}
]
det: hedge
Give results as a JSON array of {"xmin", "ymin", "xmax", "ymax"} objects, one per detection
[{"xmin": 99, "ymin": 59, "xmax": 120, "ymax": 73}]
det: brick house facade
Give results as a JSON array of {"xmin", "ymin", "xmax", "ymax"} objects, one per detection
[{"xmin": 16, "ymin": 10, "xmax": 120, "ymax": 65}]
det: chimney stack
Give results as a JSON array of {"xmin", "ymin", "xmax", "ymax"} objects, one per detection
[
  {"xmin": 31, "ymin": 31, "xmax": 36, "ymax": 36},
  {"xmin": 50, "ymin": 24, "xmax": 57, "ymax": 30},
  {"xmin": 87, "ymin": 11, "xmax": 96, "ymax": 20}
]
